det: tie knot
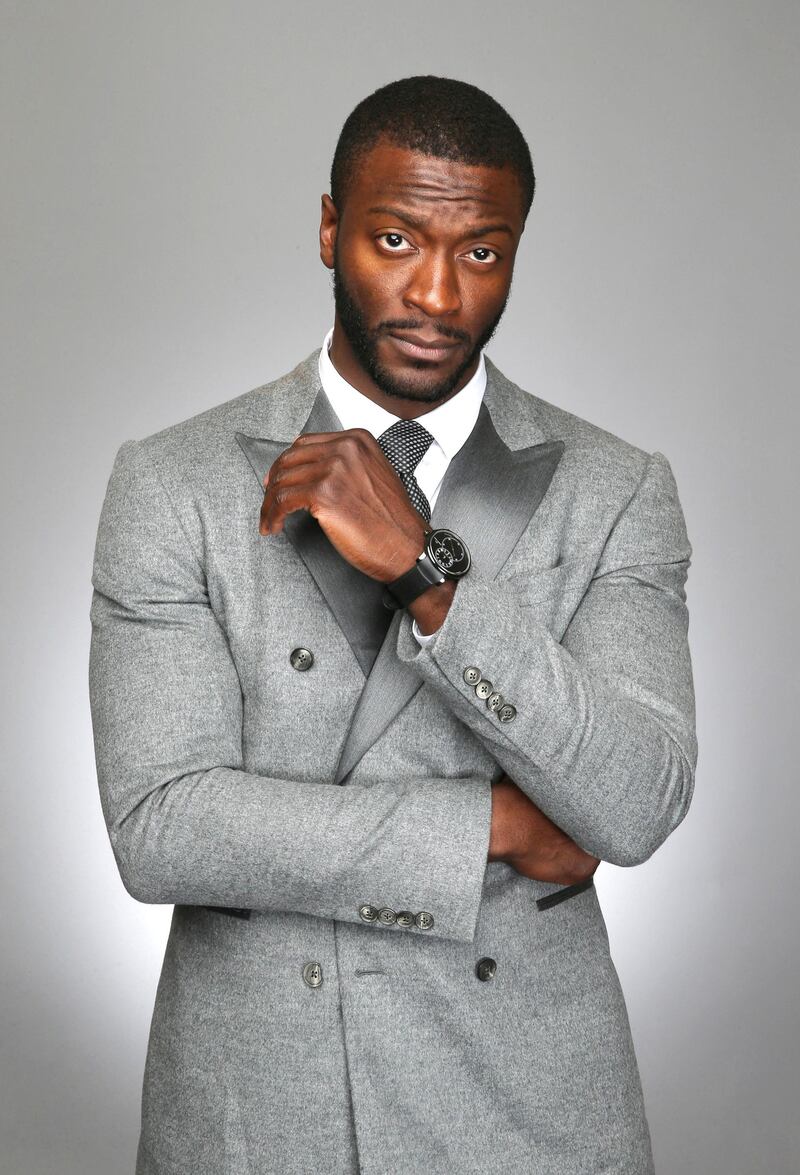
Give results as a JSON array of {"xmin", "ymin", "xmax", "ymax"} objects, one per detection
[{"xmin": 377, "ymin": 418, "xmax": 434, "ymax": 476}]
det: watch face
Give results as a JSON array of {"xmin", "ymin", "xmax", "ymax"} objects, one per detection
[{"xmin": 427, "ymin": 529, "xmax": 471, "ymax": 577}]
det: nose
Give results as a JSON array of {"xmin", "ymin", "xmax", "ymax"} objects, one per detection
[{"xmin": 402, "ymin": 251, "xmax": 462, "ymax": 319}]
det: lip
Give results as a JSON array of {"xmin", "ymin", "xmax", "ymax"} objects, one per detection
[{"xmin": 388, "ymin": 332, "xmax": 462, "ymax": 362}]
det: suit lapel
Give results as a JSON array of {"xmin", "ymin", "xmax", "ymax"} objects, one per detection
[
  {"xmin": 333, "ymin": 397, "xmax": 565, "ymax": 784},
  {"xmin": 235, "ymin": 353, "xmax": 565, "ymax": 785},
  {"xmin": 236, "ymin": 387, "xmax": 393, "ymax": 678},
  {"xmin": 431, "ymin": 401, "xmax": 564, "ymax": 572}
]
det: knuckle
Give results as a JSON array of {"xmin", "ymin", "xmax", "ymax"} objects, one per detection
[
  {"xmin": 317, "ymin": 475, "xmax": 336, "ymax": 502},
  {"xmin": 326, "ymin": 455, "xmax": 347, "ymax": 482}
]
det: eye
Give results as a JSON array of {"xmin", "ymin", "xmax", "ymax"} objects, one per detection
[
  {"xmin": 377, "ymin": 232, "xmax": 414, "ymax": 252},
  {"xmin": 465, "ymin": 247, "xmax": 498, "ymax": 264}
]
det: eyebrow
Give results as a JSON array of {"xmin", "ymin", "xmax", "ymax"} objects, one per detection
[{"xmin": 366, "ymin": 205, "xmax": 514, "ymax": 239}]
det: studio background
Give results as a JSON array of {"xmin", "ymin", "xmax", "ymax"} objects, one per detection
[{"xmin": 2, "ymin": 3, "xmax": 798, "ymax": 1172}]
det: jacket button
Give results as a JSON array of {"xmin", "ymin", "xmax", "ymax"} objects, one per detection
[
  {"xmin": 290, "ymin": 647, "xmax": 314, "ymax": 671},
  {"xmin": 486, "ymin": 691, "xmax": 504, "ymax": 712},
  {"xmin": 415, "ymin": 911, "xmax": 434, "ymax": 931},
  {"xmin": 463, "ymin": 666, "xmax": 481, "ymax": 685},
  {"xmin": 302, "ymin": 961, "xmax": 323, "ymax": 988},
  {"xmin": 358, "ymin": 904, "xmax": 379, "ymax": 923},
  {"xmin": 475, "ymin": 679, "xmax": 493, "ymax": 700},
  {"xmin": 475, "ymin": 957, "xmax": 497, "ymax": 982},
  {"xmin": 396, "ymin": 910, "xmax": 414, "ymax": 927},
  {"xmin": 498, "ymin": 704, "xmax": 517, "ymax": 723},
  {"xmin": 377, "ymin": 907, "xmax": 397, "ymax": 925}
]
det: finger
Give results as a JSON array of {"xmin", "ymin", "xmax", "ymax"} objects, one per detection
[
  {"xmin": 260, "ymin": 477, "xmax": 320, "ymax": 532},
  {"xmin": 267, "ymin": 440, "xmax": 402, "ymax": 505},
  {"xmin": 265, "ymin": 444, "xmax": 331, "ymax": 485},
  {"xmin": 260, "ymin": 483, "xmax": 320, "ymax": 535},
  {"xmin": 261, "ymin": 452, "xmax": 359, "ymax": 529},
  {"xmin": 262, "ymin": 452, "xmax": 383, "ymax": 533},
  {"xmin": 263, "ymin": 448, "xmax": 321, "ymax": 486},
  {"xmin": 279, "ymin": 429, "xmax": 381, "ymax": 470},
  {"xmin": 292, "ymin": 428, "xmax": 375, "ymax": 448},
  {"xmin": 260, "ymin": 466, "xmax": 322, "ymax": 532},
  {"xmin": 265, "ymin": 440, "xmax": 363, "ymax": 490},
  {"xmin": 290, "ymin": 431, "xmax": 342, "ymax": 446}
]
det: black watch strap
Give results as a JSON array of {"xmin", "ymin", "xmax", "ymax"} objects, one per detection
[
  {"xmin": 383, "ymin": 552, "xmax": 447, "ymax": 609},
  {"xmin": 383, "ymin": 528, "xmax": 471, "ymax": 610}
]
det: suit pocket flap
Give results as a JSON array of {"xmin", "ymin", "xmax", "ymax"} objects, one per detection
[
  {"xmin": 495, "ymin": 553, "xmax": 595, "ymax": 603},
  {"xmin": 535, "ymin": 876, "xmax": 595, "ymax": 911}
]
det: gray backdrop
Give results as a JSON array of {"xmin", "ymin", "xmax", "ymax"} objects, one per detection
[{"xmin": 2, "ymin": 2, "xmax": 798, "ymax": 1172}]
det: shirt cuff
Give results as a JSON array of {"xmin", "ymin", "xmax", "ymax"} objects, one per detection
[{"xmin": 412, "ymin": 618, "xmax": 438, "ymax": 647}]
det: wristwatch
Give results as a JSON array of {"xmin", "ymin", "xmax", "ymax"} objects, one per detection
[{"xmin": 383, "ymin": 527, "xmax": 471, "ymax": 609}]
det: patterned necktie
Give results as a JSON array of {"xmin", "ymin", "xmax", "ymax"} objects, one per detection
[{"xmin": 376, "ymin": 419, "xmax": 434, "ymax": 523}]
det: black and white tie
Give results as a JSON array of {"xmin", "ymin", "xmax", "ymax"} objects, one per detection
[{"xmin": 377, "ymin": 419, "xmax": 434, "ymax": 523}]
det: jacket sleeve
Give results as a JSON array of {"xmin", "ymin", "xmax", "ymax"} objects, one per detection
[
  {"xmin": 395, "ymin": 450, "xmax": 697, "ymax": 867},
  {"xmin": 88, "ymin": 439, "xmax": 492, "ymax": 943}
]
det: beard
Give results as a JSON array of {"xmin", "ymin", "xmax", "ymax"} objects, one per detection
[{"xmin": 332, "ymin": 254, "xmax": 508, "ymax": 405}]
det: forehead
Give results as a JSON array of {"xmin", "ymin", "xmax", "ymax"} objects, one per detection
[{"xmin": 344, "ymin": 142, "xmax": 525, "ymax": 227}]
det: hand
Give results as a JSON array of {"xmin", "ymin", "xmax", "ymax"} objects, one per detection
[
  {"xmin": 488, "ymin": 775, "xmax": 600, "ymax": 886},
  {"xmin": 259, "ymin": 429, "xmax": 427, "ymax": 582}
]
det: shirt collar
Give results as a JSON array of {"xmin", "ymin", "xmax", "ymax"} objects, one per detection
[{"xmin": 318, "ymin": 327, "xmax": 486, "ymax": 459}]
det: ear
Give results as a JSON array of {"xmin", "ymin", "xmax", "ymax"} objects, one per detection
[{"xmin": 319, "ymin": 194, "xmax": 338, "ymax": 270}]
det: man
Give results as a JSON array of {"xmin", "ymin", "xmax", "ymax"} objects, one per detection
[{"xmin": 89, "ymin": 76, "xmax": 696, "ymax": 1174}]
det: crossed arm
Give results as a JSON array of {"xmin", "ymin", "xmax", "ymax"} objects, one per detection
[
  {"xmin": 257, "ymin": 428, "xmax": 598, "ymax": 885},
  {"xmin": 90, "ymin": 427, "xmax": 694, "ymax": 943},
  {"xmin": 258, "ymin": 426, "xmax": 694, "ymax": 874}
]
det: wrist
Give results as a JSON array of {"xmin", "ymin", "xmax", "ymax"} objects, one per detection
[
  {"xmin": 487, "ymin": 779, "xmax": 520, "ymax": 862},
  {"xmin": 382, "ymin": 524, "xmax": 430, "ymax": 584},
  {"xmin": 408, "ymin": 578, "xmax": 456, "ymax": 636},
  {"xmin": 383, "ymin": 527, "xmax": 471, "ymax": 612}
]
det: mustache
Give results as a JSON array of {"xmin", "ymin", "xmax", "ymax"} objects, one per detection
[{"xmin": 375, "ymin": 319, "xmax": 470, "ymax": 345}]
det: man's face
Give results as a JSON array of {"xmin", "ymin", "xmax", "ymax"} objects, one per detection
[{"xmin": 320, "ymin": 141, "xmax": 526, "ymax": 407}]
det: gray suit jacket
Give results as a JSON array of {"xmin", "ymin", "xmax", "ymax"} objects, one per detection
[{"xmin": 89, "ymin": 350, "xmax": 696, "ymax": 1174}]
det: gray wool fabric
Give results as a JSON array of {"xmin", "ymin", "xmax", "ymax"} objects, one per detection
[{"xmin": 88, "ymin": 350, "xmax": 697, "ymax": 1174}]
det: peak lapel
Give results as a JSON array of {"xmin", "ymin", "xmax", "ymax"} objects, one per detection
[
  {"xmin": 235, "ymin": 387, "xmax": 393, "ymax": 678},
  {"xmin": 334, "ymin": 398, "xmax": 565, "ymax": 784},
  {"xmin": 431, "ymin": 402, "xmax": 564, "ymax": 573}
]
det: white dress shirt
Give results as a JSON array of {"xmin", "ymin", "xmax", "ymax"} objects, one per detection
[{"xmin": 317, "ymin": 328, "xmax": 486, "ymax": 645}]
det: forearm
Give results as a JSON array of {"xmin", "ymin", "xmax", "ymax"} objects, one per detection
[
  {"xmin": 396, "ymin": 571, "xmax": 696, "ymax": 866},
  {"xmin": 97, "ymin": 750, "xmax": 492, "ymax": 942},
  {"xmin": 414, "ymin": 583, "xmax": 606, "ymax": 886}
]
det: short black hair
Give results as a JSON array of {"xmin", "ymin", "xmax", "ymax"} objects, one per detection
[{"xmin": 330, "ymin": 75, "xmax": 535, "ymax": 221}]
